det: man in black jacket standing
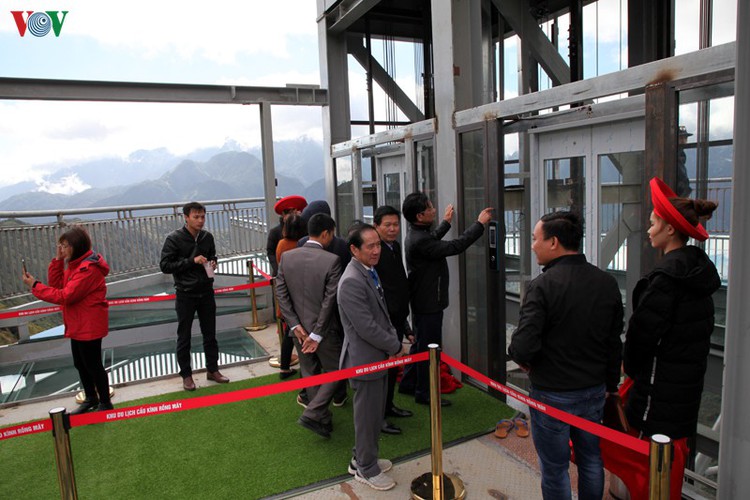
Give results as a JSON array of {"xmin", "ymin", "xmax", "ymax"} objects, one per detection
[
  {"xmin": 508, "ymin": 211, "xmax": 623, "ymax": 500},
  {"xmin": 401, "ymin": 192, "xmax": 492, "ymax": 406},
  {"xmin": 373, "ymin": 205, "xmax": 414, "ymax": 433},
  {"xmin": 160, "ymin": 202, "xmax": 230, "ymax": 391}
]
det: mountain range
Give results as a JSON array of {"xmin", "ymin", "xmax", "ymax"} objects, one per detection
[{"xmin": 0, "ymin": 138, "xmax": 326, "ymax": 212}]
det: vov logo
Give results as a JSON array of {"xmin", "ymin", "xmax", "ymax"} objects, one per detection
[{"xmin": 11, "ymin": 11, "xmax": 69, "ymax": 37}]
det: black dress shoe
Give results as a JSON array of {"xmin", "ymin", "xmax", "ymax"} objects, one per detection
[
  {"xmin": 96, "ymin": 402, "xmax": 114, "ymax": 411},
  {"xmin": 415, "ymin": 397, "xmax": 452, "ymax": 407},
  {"xmin": 381, "ymin": 421, "xmax": 402, "ymax": 435},
  {"xmin": 385, "ymin": 406, "xmax": 413, "ymax": 418},
  {"xmin": 279, "ymin": 368, "xmax": 298, "ymax": 380},
  {"xmin": 206, "ymin": 370, "xmax": 229, "ymax": 383},
  {"xmin": 298, "ymin": 415, "xmax": 331, "ymax": 438},
  {"xmin": 71, "ymin": 399, "xmax": 99, "ymax": 415}
]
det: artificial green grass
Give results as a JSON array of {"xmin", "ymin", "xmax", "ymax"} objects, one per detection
[{"xmin": 1, "ymin": 373, "xmax": 513, "ymax": 499}]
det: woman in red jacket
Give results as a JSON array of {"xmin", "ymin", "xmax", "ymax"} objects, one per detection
[{"xmin": 23, "ymin": 226, "xmax": 113, "ymax": 413}]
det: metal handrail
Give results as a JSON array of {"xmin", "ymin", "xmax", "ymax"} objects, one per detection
[
  {"xmin": 0, "ymin": 197, "xmax": 267, "ymax": 220},
  {"xmin": 0, "ymin": 198, "xmax": 270, "ymax": 298}
]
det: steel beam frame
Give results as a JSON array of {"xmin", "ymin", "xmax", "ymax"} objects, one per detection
[{"xmin": 0, "ymin": 78, "xmax": 327, "ymax": 106}]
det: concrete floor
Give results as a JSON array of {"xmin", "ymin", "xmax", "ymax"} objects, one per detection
[{"xmin": 1, "ymin": 325, "xmax": 620, "ymax": 500}]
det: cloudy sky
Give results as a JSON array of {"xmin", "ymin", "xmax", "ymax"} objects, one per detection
[
  {"xmin": 0, "ymin": 0, "xmax": 738, "ymax": 193},
  {"xmin": 0, "ymin": 0, "xmax": 322, "ymax": 188}
]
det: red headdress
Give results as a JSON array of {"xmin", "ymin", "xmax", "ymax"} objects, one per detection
[
  {"xmin": 650, "ymin": 177, "xmax": 709, "ymax": 241},
  {"xmin": 274, "ymin": 195, "xmax": 307, "ymax": 215}
]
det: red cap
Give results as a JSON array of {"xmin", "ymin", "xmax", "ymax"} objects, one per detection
[
  {"xmin": 274, "ymin": 195, "xmax": 307, "ymax": 215},
  {"xmin": 650, "ymin": 177, "xmax": 709, "ymax": 241}
]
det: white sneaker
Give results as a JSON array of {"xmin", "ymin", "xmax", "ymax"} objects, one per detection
[
  {"xmin": 354, "ymin": 470, "xmax": 396, "ymax": 491},
  {"xmin": 347, "ymin": 458, "xmax": 393, "ymax": 475}
]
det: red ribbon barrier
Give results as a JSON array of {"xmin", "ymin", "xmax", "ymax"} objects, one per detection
[
  {"xmin": 0, "ymin": 348, "xmax": 648, "ymax": 462},
  {"xmin": 249, "ymin": 261, "xmax": 273, "ymax": 280},
  {"xmin": 0, "ymin": 305, "xmax": 63, "ymax": 320},
  {"xmin": 70, "ymin": 352, "xmax": 428, "ymax": 427},
  {"xmin": 0, "ymin": 419, "xmax": 52, "ymax": 442},
  {"xmin": 442, "ymin": 354, "xmax": 649, "ymax": 456},
  {"xmin": 0, "ymin": 280, "xmax": 272, "ymax": 320}
]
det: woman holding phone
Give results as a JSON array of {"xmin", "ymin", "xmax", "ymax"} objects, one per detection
[{"xmin": 22, "ymin": 226, "xmax": 113, "ymax": 413}]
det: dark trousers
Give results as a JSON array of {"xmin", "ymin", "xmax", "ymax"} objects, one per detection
[
  {"xmin": 293, "ymin": 332, "xmax": 344, "ymax": 425},
  {"xmin": 71, "ymin": 338, "xmax": 111, "ymax": 405},
  {"xmin": 413, "ymin": 311, "xmax": 443, "ymax": 402},
  {"xmin": 385, "ymin": 322, "xmax": 406, "ymax": 411},
  {"xmin": 280, "ymin": 325, "xmax": 295, "ymax": 370},
  {"xmin": 175, "ymin": 290, "xmax": 218, "ymax": 378}
]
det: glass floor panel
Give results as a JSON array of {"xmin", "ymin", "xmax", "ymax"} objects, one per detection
[{"xmin": 0, "ymin": 328, "xmax": 267, "ymax": 404}]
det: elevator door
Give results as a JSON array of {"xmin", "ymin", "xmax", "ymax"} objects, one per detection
[
  {"xmin": 530, "ymin": 117, "xmax": 646, "ymax": 313},
  {"xmin": 377, "ymin": 153, "xmax": 409, "ymax": 211}
]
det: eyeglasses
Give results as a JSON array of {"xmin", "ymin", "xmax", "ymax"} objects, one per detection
[{"xmin": 59, "ymin": 242, "xmax": 70, "ymax": 248}]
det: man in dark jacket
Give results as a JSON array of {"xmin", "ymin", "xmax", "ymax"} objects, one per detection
[
  {"xmin": 508, "ymin": 211, "xmax": 623, "ymax": 500},
  {"xmin": 298, "ymin": 200, "xmax": 351, "ymax": 269},
  {"xmin": 373, "ymin": 205, "xmax": 414, "ymax": 433},
  {"xmin": 401, "ymin": 192, "xmax": 492, "ymax": 406},
  {"xmin": 160, "ymin": 202, "xmax": 229, "ymax": 391}
]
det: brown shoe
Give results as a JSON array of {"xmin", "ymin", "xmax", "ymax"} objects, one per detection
[
  {"xmin": 183, "ymin": 376, "xmax": 196, "ymax": 391},
  {"xmin": 206, "ymin": 370, "xmax": 229, "ymax": 383}
]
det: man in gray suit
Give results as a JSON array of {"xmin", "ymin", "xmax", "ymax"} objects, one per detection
[
  {"xmin": 276, "ymin": 213, "xmax": 343, "ymax": 438},
  {"xmin": 338, "ymin": 224, "xmax": 405, "ymax": 491}
]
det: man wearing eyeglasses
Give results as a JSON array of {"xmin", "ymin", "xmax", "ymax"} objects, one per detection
[{"xmin": 401, "ymin": 192, "xmax": 493, "ymax": 406}]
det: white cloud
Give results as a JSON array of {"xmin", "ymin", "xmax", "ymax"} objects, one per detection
[
  {"xmin": 0, "ymin": 1, "xmax": 325, "ymax": 188},
  {"xmin": 37, "ymin": 174, "xmax": 90, "ymax": 195},
  {"xmin": 0, "ymin": 97, "xmax": 324, "ymax": 187},
  {"xmin": 2, "ymin": 1, "xmax": 318, "ymax": 64}
]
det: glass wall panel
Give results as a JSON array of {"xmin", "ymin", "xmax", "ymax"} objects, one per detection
[
  {"xmin": 675, "ymin": 0, "xmax": 700, "ymax": 56},
  {"xmin": 544, "ymin": 157, "xmax": 586, "ymax": 237},
  {"xmin": 676, "ymin": 81, "xmax": 734, "ymax": 494},
  {"xmin": 383, "ymin": 172, "xmax": 401, "ymax": 211},
  {"xmin": 416, "ymin": 139, "xmax": 436, "ymax": 200},
  {"xmin": 598, "ymin": 152, "xmax": 644, "ymax": 313},
  {"xmin": 712, "ymin": 0, "xmax": 737, "ymax": 46},
  {"xmin": 361, "ymin": 155, "xmax": 376, "ymax": 222},
  {"xmin": 460, "ymin": 129, "xmax": 487, "ymax": 373},
  {"xmin": 334, "ymin": 155, "xmax": 354, "ymax": 233},
  {"xmin": 504, "ymin": 132, "xmax": 522, "ymax": 296}
]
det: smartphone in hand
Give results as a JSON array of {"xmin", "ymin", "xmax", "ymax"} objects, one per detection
[{"xmin": 22, "ymin": 258, "xmax": 27, "ymax": 274}]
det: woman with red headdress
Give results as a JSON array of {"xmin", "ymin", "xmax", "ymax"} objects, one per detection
[{"xmin": 602, "ymin": 177, "xmax": 721, "ymax": 499}]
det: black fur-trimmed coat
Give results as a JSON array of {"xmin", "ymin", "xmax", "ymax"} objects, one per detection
[{"xmin": 624, "ymin": 245, "xmax": 721, "ymax": 439}]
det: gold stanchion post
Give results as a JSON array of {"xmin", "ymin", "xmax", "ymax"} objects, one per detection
[
  {"xmin": 245, "ymin": 260, "xmax": 266, "ymax": 332},
  {"xmin": 410, "ymin": 344, "xmax": 466, "ymax": 500},
  {"xmin": 49, "ymin": 407, "xmax": 78, "ymax": 500},
  {"xmin": 648, "ymin": 434, "xmax": 672, "ymax": 500}
]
